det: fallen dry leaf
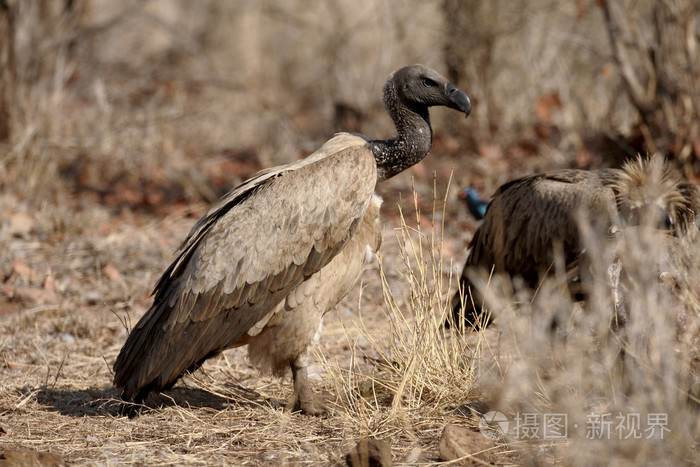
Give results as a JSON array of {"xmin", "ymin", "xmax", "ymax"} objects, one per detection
[
  {"xmin": 12, "ymin": 259, "xmax": 37, "ymax": 282},
  {"xmin": 12, "ymin": 286, "xmax": 58, "ymax": 306},
  {"xmin": 9, "ymin": 212, "xmax": 34, "ymax": 237},
  {"xmin": 103, "ymin": 263, "xmax": 122, "ymax": 282}
]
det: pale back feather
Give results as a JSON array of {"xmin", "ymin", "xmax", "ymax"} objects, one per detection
[{"xmin": 243, "ymin": 194, "xmax": 383, "ymax": 375}]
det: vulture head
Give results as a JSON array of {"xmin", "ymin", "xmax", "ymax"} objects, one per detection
[
  {"xmin": 371, "ymin": 65, "xmax": 471, "ymax": 181},
  {"xmin": 386, "ymin": 64, "xmax": 472, "ymax": 117}
]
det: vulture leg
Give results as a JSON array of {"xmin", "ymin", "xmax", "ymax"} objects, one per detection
[{"xmin": 289, "ymin": 357, "xmax": 326, "ymax": 415}]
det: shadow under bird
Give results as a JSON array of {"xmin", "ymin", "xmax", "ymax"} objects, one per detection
[
  {"xmin": 113, "ymin": 65, "xmax": 471, "ymax": 415},
  {"xmin": 450, "ymin": 155, "xmax": 700, "ymax": 329}
]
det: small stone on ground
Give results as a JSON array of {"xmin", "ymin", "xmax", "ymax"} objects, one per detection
[
  {"xmin": 345, "ymin": 438, "xmax": 392, "ymax": 467},
  {"xmin": 439, "ymin": 424, "xmax": 500, "ymax": 466},
  {"xmin": 0, "ymin": 449, "xmax": 65, "ymax": 467}
]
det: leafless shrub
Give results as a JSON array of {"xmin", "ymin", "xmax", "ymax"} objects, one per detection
[
  {"xmin": 470, "ymin": 208, "xmax": 700, "ymax": 464},
  {"xmin": 602, "ymin": 0, "xmax": 700, "ymax": 174}
]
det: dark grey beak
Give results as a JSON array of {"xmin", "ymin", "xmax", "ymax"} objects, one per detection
[{"xmin": 446, "ymin": 83, "xmax": 471, "ymax": 117}]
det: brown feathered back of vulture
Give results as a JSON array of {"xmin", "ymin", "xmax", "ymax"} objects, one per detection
[{"xmin": 452, "ymin": 155, "xmax": 698, "ymax": 328}]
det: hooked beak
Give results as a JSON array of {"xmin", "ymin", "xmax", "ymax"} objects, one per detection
[{"xmin": 445, "ymin": 83, "xmax": 471, "ymax": 117}]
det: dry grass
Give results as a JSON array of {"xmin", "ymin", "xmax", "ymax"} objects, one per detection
[
  {"xmin": 467, "ymin": 219, "xmax": 700, "ymax": 465},
  {"xmin": 322, "ymin": 180, "xmax": 488, "ymax": 441}
]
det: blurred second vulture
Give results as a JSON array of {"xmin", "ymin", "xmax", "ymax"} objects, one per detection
[{"xmin": 451, "ymin": 155, "xmax": 700, "ymax": 329}]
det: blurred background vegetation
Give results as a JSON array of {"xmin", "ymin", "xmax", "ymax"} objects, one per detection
[{"xmin": 1, "ymin": 0, "xmax": 698, "ymax": 212}]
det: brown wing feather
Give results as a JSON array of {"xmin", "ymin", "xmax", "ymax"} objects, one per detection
[
  {"xmin": 468, "ymin": 169, "xmax": 620, "ymax": 279},
  {"xmin": 243, "ymin": 194, "xmax": 383, "ymax": 376},
  {"xmin": 113, "ymin": 133, "xmax": 376, "ymax": 400},
  {"xmin": 452, "ymin": 169, "xmax": 620, "ymax": 324}
]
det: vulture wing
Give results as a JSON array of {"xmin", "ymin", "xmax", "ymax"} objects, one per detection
[
  {"xmin": 468, "ymin": 169, "xmax": 621, "ymax": 282},
  {"xmin": 452, "ymin": 169, "xmax": 621, "ymax": 325},
  {"xmin": 114, "ymin": 133, "xmax": 377, "ymax": 400}
]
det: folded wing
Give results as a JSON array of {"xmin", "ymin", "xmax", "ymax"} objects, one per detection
[{"xmin": 113, "ymin": 134, "xmax": 377, "ymax": 400}]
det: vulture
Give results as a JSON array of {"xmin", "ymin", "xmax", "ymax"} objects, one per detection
[
  {"xmin": 451, "ymin": 155, "xmax": 700, "ymax": 328},
  {"xmin": 113, "ymin": 65, "xmax": 471, "ymax": 415}
]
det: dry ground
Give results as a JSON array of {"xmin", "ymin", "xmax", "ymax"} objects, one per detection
[{"xmin": 0, "ymin": 173, "xmax": 511, "ymax": 465}]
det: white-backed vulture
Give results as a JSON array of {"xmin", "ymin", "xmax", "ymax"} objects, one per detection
[
  {"xmin": 113, "ymin": 65, "xmax": 471, "ymax": 415},
  {"xmin": 451, "ymin": 155, "xmax": 699, "ymax": 328}
]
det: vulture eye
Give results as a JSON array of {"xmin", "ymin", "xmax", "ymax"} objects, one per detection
[{"xmin": 421, "ymin": 77, "xmax": 436, "ymax": 88}]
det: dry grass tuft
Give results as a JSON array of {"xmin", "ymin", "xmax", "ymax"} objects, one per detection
[
  {"xmin": 322, "ymin": 180, "xmax": 512, "ymax": 462},
  {"xmin": 469, "ymin": 215, "xmax": 700, "ymax": 465}
]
